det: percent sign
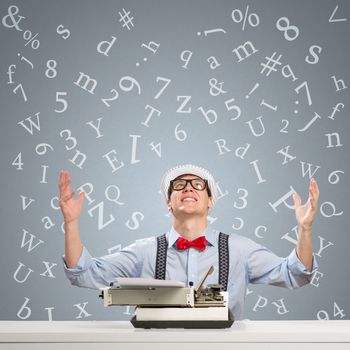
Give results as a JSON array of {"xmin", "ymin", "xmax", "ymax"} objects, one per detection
[
  {"xmin": 23, "ymin": 30, "xmax": 40, "ymax": 49},
  {"xmin": 231, "ymin": 5, "xmax": 260, "ymax": 30}
]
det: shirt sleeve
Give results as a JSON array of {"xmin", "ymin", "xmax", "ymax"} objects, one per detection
[
  {"xmin": 62, "ymin": 240, "xmax": 149, "ymax": 289},
  {"xmin": 246, "ymin": 238, "xmax": 318, "ymax": 289}
]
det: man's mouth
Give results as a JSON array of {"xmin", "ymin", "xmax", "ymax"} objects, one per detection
[{"xmin": 182, "ymin": 197, "xmax": 197, "ymax": 202}]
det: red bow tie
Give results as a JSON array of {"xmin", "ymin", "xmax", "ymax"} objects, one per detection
[{"xmin": 176, "ymin": 236, "xmax": 207, "ymax": 251}]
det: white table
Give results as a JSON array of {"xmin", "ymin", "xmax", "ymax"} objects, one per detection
[{"xmin": 1, "ymin": 320, "xmax": 350, "ymax": 349}]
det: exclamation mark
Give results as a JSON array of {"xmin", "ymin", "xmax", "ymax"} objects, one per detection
[{"xmin": 245, "ymin": 83, "xmax": 259, "ymax": 99}]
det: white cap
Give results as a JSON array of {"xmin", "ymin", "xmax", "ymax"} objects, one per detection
[{"xmin": 160, "ymin": 164, "xmax": 218, "ymax": 205}]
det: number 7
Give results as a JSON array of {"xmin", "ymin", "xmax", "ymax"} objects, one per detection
[
  {"xmin": 154, "ymin": 76, "xmax": 171, "ymax": 99},
  {"xmin": 13, "ymin": 83, "xmax": 28, "ymax": 102},
  {"xmin": 295, "ymin": 81, "xmax": 312, "ymax": 106}
]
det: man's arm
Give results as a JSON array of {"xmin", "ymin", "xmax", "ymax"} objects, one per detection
[
  {"xmin": 59, "ymin": 170, "xmax": 85, "ymax": 268},
  {"xmin": 293, "ymin": 178, "xmax": 320, "ymax": 272},
  {"xmin": 296, "ymin": 225, "xmax": 313, "ymax": 271},
  {"xmin": 64, "ymin": 220, "xmax": 83, "ymax": 268}
]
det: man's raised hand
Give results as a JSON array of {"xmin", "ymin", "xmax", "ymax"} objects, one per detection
[
  {"xmin": 293, "ymin": 178, "xmax": 320, "ymax": 229},
  {"xmin": 59, "ymin": 170, "xmax": 84, "ymax": 224}
]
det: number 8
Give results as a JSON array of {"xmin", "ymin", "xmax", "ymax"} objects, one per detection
[{"xmin": 276, "ymin": 17, "xmax": 299, "ymax": 41}]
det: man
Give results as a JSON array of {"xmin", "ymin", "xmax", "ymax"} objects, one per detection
[{"xmin": 60, "ymin": 164, "xmax": 319, "ymax": 320}]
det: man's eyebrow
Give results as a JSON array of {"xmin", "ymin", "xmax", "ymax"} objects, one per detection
[{"xmin": 176, "ymin": 175, "xmax": 202, "ymax": 179}]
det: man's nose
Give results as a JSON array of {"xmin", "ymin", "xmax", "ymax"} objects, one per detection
[{"xmin": 183, "ymin": 182, "xmax": 193, "ymax": 192}]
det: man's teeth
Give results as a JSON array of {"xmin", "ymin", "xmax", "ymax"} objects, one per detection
[{"xmin": 183, "ymin": 198, "xmax": 196, "ymax": 202}]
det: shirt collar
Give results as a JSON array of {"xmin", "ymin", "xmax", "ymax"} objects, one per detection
[{"xmin": 168, "ymin": 226, "xmax": 218, "ymax": 248}]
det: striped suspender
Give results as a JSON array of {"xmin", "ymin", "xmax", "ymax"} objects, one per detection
[
  {"xmin": 155, "ymin": 234, "xmax": 168, "ymax": 280},
  {"xmin": 155, "ymin": 232, "xmax": 230, "ymax": 291},
  {"xmin": 218, "ymin": 232, "xmax": 230, "ymax": 292}
]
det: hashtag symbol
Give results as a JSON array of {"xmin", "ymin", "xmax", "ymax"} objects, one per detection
[
  {"xmin": 118, "ymin": 8, "xmax": 134, "ymax": 30},
  {"xmin": 260, "ymin": 52, "xmax": 283, "ymax": 76}
]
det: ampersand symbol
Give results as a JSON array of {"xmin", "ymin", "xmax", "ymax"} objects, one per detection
[
  {"xmin": 2, "ymin": 5, "xmax": 25, "ymax": 31},
  {"xmin": 209, "ymin": 78, "xmax": 227, "ymax": 96}
]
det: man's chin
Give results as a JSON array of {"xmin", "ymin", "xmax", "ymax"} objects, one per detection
[
  {"xmin": 176, "ymin": 207, "xmax": 202, "ymax": 216},
  {"xmin": 178, "ymin": 203, "xmax": 199, "ymax": 211}
]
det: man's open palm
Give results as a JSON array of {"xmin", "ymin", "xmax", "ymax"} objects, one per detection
[
  {"xmin": 293, "ymin": 178, "xmax": 320, "ymax": 229},
  {"xmin": 59, "ymin": 170, "xmax": 84, "ymax": 224}
]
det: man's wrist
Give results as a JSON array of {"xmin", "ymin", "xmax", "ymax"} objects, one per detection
[
  {"xmin": 64, "ymin": 219, "xmax": 79, "ymax": 231},
  {"xmin": 298, "ymin": 224, "xmax": 313, "ymax": 241},
  {"xmin": 298, "ymin": 223, "xmax": 312, "ymax": 231}
]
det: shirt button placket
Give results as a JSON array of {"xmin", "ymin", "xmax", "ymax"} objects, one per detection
[{"xmin": 187, "ymin": 248, "xmax": 198, "ymax": 286}]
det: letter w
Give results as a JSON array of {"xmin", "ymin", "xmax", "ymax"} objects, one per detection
[
  {"xmin": 17, "ymin": 112, "xmax": 41, "ymax": 135},
  {"xmin": 300, "ymin": 161, "xmax": 320, "ymax": 179},
  {"xmin": 21, "ymin": 229, "xmax": 44, "ymax": 253}
]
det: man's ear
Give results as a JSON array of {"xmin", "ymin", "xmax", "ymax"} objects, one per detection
[{"xmin": 208, "ymin": 197, "xmax": 213, "ymax": 209}]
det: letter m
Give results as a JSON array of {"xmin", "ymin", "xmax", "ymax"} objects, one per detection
[
  {"xmin": 232, "ymin": 41, "xmax": 258, "ymax": 62},
  {"xmin": 74, "ymin": 72, "xmax": 98, "ymax": 94}
]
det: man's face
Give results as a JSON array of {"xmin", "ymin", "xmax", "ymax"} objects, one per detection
[{"xmin": 167, "ymin": 174, "xmax": 213, "ymax": 218}]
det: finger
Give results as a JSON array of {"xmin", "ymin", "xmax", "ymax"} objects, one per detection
[
  {"xmin": 77, "ymin": 192, "xmax": 85, "ymax": 207},
  {"xmin": 314, "ymin": 183, "xmax": 320, "ymax": 199},
  {"xmin": 308, "ymin": 195, "xmax": 315, "ymax": 210},
  {"xmin": 59, "ymin": 170, "xmax": 65, "ymax": 189},
  {"xmin": 60, "ymin": 191, "xmax": 76, "ymax": 204},
  {"xmin": 307, "ymin": 190, "xmax": 318, "ymax": 211},
  {"xmin": 309, "ymin": 186, "xmax": 314, "ymax": 199},
  {"xmin": 315, "ymin": 180, "xmax": 320, "ymax": 194},
  {"xmin": 309, "ymin": 180, "xmax": 319, "ymax": 203},
  {"xmin": 293, "ymin": 192, "xmax": 301, "ymax": 207},
  {"xmin": 311, "ymin": 178, "xmax": 320, "ymax": 195},
  {"xmin": 59, "ymin": 172, "xmax": 69, "ymax": 197},
  {"xmin": 308, "ymin": 180, "xmax": 319, "ymax": 202},
  {"xmin": 311, "ymin": 179, "xmax": 316, "ymax": 192},
  {"xmin": 61, "ymin": 192, "xmax": 75, "ymax": 202},
  {"xmin": 307, "ymin": 185, "xmax": 315, "ymax": 200},
  {"xmin": 61, "ymin": 171, "xmax": 72, "ymax": 197}
]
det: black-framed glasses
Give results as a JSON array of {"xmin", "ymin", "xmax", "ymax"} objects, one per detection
[{"xmin": 170, "ymin": 178, "xmax": 208, "ymax": 191}]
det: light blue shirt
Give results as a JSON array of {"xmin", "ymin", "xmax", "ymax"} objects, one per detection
[{"xmin": 63, "ymin": 227, "xmax": 318, "ymax": 320}]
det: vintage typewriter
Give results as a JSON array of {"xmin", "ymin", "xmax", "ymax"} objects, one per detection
[{"xmin": 99, "ymin": 266, "xmax": 234, "ymax": 328}]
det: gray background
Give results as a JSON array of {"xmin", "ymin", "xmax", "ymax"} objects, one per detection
[{"xmin": 0, "ymin": 0, "xmax": 349, "ymax": 321}]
